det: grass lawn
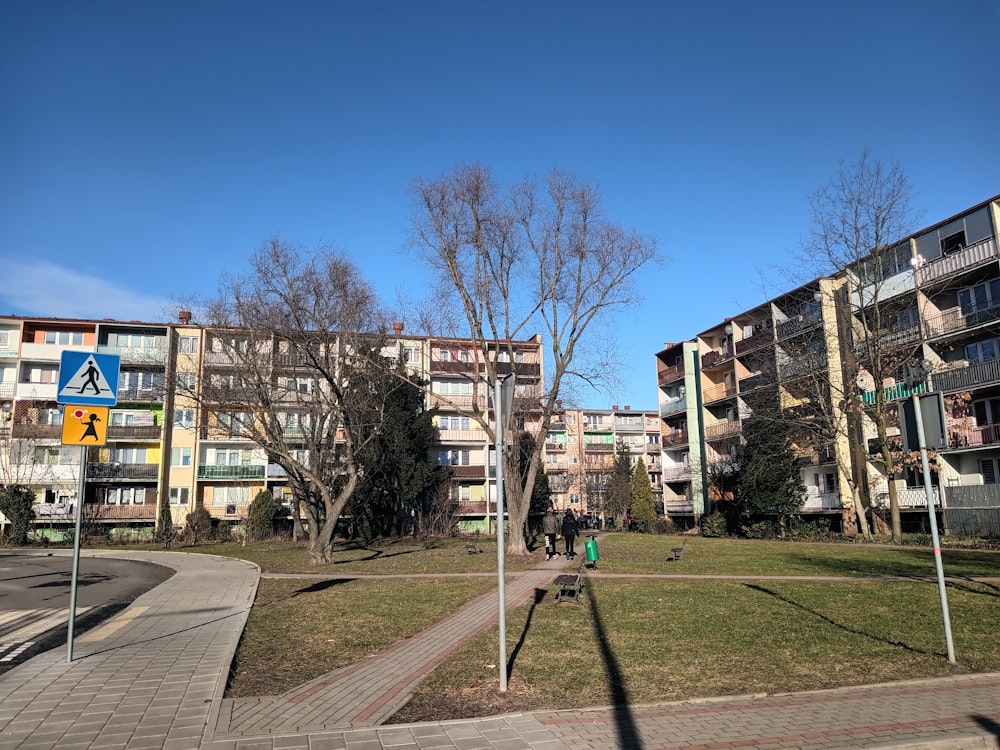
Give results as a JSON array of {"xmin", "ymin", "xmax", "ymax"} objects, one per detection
[{"xmin": 198, "ymin": 534, "xmax": 999, "ymax": 719}]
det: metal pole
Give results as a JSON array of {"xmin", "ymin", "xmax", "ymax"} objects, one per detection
[
  {"xmin": 67, "ymin": 444, "xmax": 87, "ymax": 663},
  {"xmin": 494, "ymin": 378, "xmax": 508, "ymax": 692},
  {"xmin": 911, "ymin": 394, "xmax": 956, "ymax": 663}
]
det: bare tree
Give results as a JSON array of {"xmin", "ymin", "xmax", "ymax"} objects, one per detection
[
  {"xmin": 197, "ymin": 239, "xmax": 397, "ymax": 564},
  {"xmin": 800, "ymin": 150, "xmax": 923, "ymax": 543},
  {"xmin": 409, "ymin": 165, "xmax": 659, "ymax": 555}
]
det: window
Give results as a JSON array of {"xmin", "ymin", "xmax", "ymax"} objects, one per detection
[
  {"xmin": 26, "ymin": 366, "xmax": 59, "ymax": 384},
  {"xmin": 169, "ymin": 487, "xmax": 190, "ymax": 506},
  {"xmin": 438, "ymin": 349, "xmax": 451, "ymax": 362},
  {"xmin": 176, "ymin": 372, "xmax": 197, "ymax": 391},
  {"xmin": 941, "ymin": 231, "xmax": 967, "ymax": 255},
  {"xmin": 440, "ymin": 450, "xmax": 470, "ymax": 466},
  {"xmin": 178, "ymin": 336, "xmax": 198, "ymax": 353},
  {"xmin": 171, "ymin": 447, "xmax": 192, "ymax": 467},
  {"xmin": 980, "ymin": 459, "xmax": 998, "ymax": 485},
  {"xmin": 436, "ymin": 380, "xmax": 472, "ymax": 395},
  {"xmin": 403, "ymin": 346, "xmax": 420, "ymax": 363},
  {"xmin": 458, "ymin": 349, "xmax": 470, "ymax": 363},
  {"xmin": 973, "ymin": 399, "xmax": 1000, "ymax": 426},
  {"xmin": 105, "ymin": 487, "xmax": 146, "ymax": 505},
  {"xmin": 212, "ymin": 485, "xmax": 250, "ymax": 507},
  {"xmin": 497, "ymin": 351, "xmax": 510, "ymax": 363},
  {"xmin": 966, "ymin": 338, "xmax": 999, "ymax": 363},
  {"xmin": 440, "ymin": 415, "xmax": 470, "ymax": 430},
  {"xmin": 174, "ymin": 409, "xmax": 195, "ymax": 428},
  {"xmin": 110, "ymin": 447, "xmax": 147, "ymax": 464},
  {"xmin": 37, "ymin": 408, "xmax": 62, "ymax": 425},
  {"xmin": 958, "ymin": 279, "xmax": 1000, "ymax": 316},
  {"xmin": 44, "ymin": 331, "xmax": 84, "ymax": 345},
  {"xmin": 34, "ymin": 447, "xmax": 62, "ymax": 465},
  {"xmin": 0, "ymin": 331, "xmax": 8, "ymax": 347}
]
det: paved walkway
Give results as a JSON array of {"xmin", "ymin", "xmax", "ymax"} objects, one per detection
[{"xmin": 0, "ymin": 549, "xmax": 998, "ymax": 750}]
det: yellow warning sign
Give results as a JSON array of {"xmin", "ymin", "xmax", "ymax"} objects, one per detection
[{"xmin": 62, "ymin": 406, "xmax": 109, "ymax": 446}]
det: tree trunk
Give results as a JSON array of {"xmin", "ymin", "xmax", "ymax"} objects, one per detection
[{"xmin": 849, "ymin": 482, "xmax": 872, "ymax": 540}]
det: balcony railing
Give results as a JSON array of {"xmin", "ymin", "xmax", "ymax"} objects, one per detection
[
  {"xmin": 11, "ymin": 424, "xmax": 61, "ymax": 439},
  {"xmin": 447, "ymin": 464, "xmax": 486, "ymax": 479},
  {"xmin": 657, "ymin": 363, "xmax": 685, "ymax": 386},
  {"xmin": 702, "ymin": 382, "xmax": 737, "ymax": 404},
  {"xmin": 776, "ymin": 312, "xmax": 822, "ymax": 339},
  {"xmin": 738, "ymin": 372, "xmax": 773, "ymax": 392},
  {"xmin": 662, "ymin": 429, "xmax": 688, "ymax": 447},
  {"xmin": 735, "ymin": 329, "xmax": 773, "ymax": 354},
  {"xmin": 659, "ymin": 398, "xmax": 687, "ymax": 418},
  {"xmin": 107, "ymin": 425, "xmax": 162, "ymax": 440},
  {"xmin": 116, "ymin": 387, "xmax": 162, "ymax": 403},
  {"xmin": 802, "ymin": 492, "xmax": 841, "ymax": 511},
  {"xmin": 861, "ymin": 380, "xmax": 927, "ymax": 404},
  {"xmin": 701, "ymin": 346, "xmax": 734, "ymax": 369},
  {"xmin": 87, "ymin": 463, "xmax": 159, "ymax": 480},
  {"xmin": 544, "ymin": 441, "xmax": 567, "ymax": 452},
  {"xmin": 0, "ymin": 383, "xmax": 15, "ymax": 399},
  {"xmin": 436, "ymin": 428, "xmax": 488, "ymax": 443},
  {"xmin": 197, "ymin": 464, "xmax": 266, "ymax": 480},
  {"xmin": 931, "ymin": 359, "xmax": 1000, "ymax": 393},
  {"xmin": 918, "ymin": 237, "xmax": 998, "ymax": 285},
  {"xmin": 584, "ymin": 443, "xmax": 614, "ymax": 451},
  {"xmin": 429, "ymin": 393, "xmax": 486, "ymax": 410},
  {"xmin": 872, "ymin": 486, "xmax": 941, "ymax": 509},
  {"xmin": 454, "ymin": 501, "xmax": 488, "ymax": 515},
  {"xmin": 947, "ymin": 421, "xmax": 1000, "ymax": 449},
  {"xmin": 661, "ymin": 466, "xmax": 692, "ymax": 481},
  {"xmin": 97, "ymin": 345, "xmax": 168, "ymax": 364},
  {"xmin": 923, "ymin": 304, "xmax": 1000, "ymax": 341},
  {"xmin": 663, "ymin": 499, "xmax": 695, "ymax": 513},
  {"xmin": 705, "ymin": 421, "xmax": 740, "ymax": 440},
  {"xmin": 613, "ymin": 420, "xmax": 644, "ymax": 432},
  {"xmin": 778, "ymin": 353, "xmax": 828, "ymax": 380}
]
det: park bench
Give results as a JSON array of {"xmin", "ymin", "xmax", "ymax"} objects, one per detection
[
  {"xmin": 466, "ymin": 541, "xmax": 483, "ymax": 554},
  {"xmin": 667, "ymin": 539, "xmax": 687, "ymax": 562},
  {"xmin": 553, "ymin": 561, "xmax": 586, "ymax": 604}
]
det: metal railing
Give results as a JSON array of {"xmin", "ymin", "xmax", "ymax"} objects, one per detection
[
  {"xmin": 919, "ymin": 237, "xmax": 998, "ymax": 284},
  {"xmin": 931, "ymin": 359, "xmax": 1000, "ymax": 393},
  {"xmin": 87, "ymin": 463, "xmax": 159, "ymax": 480},
  {"xmin": 197, "ymin": 464, "xmax": 266, "ymax": 480}
]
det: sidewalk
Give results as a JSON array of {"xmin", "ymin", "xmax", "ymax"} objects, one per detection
[{"xmin": 0, "ymin": 548, "xmax": 997, "ymax": 750}]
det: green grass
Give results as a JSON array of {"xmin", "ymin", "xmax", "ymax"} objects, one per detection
[{"xmin": 173, "ymin": 534, "xmax": 1000, "ymax": 719}]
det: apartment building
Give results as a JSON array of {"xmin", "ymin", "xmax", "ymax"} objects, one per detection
[
  {"xmin": 0, "ymin": 314, "xmax": 545, "ymax": 537},
  {"xmin": 657, "ymin": 195, "xmax": 1000, "ymax": 535},
  {"xmin": 544, "ymin": 404, "xmax": 662, "ymax": 523}
]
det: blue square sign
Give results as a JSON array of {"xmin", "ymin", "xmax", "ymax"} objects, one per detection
[{"xmin": 57, "ymin": 351, "xmax": 121, "ymax": 406}]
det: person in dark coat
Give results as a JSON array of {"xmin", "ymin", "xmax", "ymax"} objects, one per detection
[
  {"xmin": 542, "ymin": 504, "xmax": 560, "ymax": 560},
  {"xmin": 562, "ymin": 509, "xmax": 579, "ymax": 559}
]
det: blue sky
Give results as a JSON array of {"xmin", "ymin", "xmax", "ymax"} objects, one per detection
[{"xmin": 1, "ymin": 0, "xmax": 997, "ymax": 410}]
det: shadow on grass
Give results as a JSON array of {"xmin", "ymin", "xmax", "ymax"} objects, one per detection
[
  {"xmin": 745, "ymin": 584, "xmax": 933, "ymax": 656},
  {"xmin": 506, "ymin": 588, "xmax": 548, "ymax": 678},
  {"xmin": 292, "ymin": 578, "xmax": 357, "ymax": 596},
  {"xmin": 588, "ymin": 578, "xmax": 643, "ymax": 749}
]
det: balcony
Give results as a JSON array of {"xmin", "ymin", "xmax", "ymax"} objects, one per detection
[
  {"xmin": 802, "ymin": 492, "xmax": 841, "ymax": 511},
  {"xmin": 197, "ymin": 464, "xmax": 266, "ymax": 480},
  {"xmin": 85, "ymin": 502, "xmax": 158, "ymax": 521},
  {"xmin": 0, "ymin": 382, "xmax": 14, "ymax": 398},
  {"xmin": 97, "ymin": 345, "xmax": 168, "ymax": 364},
  {"xmin": 663, "ymin": 498, "xmax": 695, "ymax": 513},
  {"xmin": 931, "ymin": 359, "xmax": 1000, "ymax": 394},
  {"xmin": 705, "ymin": 421, "xmax": 740, "ymax": 440},
  {"xmin": 447, "ymin": 464, "xmax": 486, "ymax": 480},
  {"xmin": 107, "ymin": 425, "xmax": 162, "ymax": 440},
  {"xmin": 437, "ymin": 428, "xmax": 488, "ymax": 443},
  {"xmin": 872, "ymin": 486, "xmax": 941, "ymax": 509},
  {"xmin": 776, "ymin": 312, "xmax": 822, "ymax": 340},
  {"xmin": 662, "ymin": 466, "xmax": 692, "ymax": 481},
  {"xmin": 924, "ymin": 304, "xmax": 1000, "ymax": 341},
  {"xmin": 662, "ymin": 429, "xmax": 688, "ymax": 447},
  {"xmin": 946, "ymin": 421, "xmax": 1000, "ymax": 449},
  {"xmin": 16, "ymin": 382, "xmax": 58, "ymax": 400},
  {"xmin": 861, "ymin": 380, "xmax": 927, "ymax": 405},
  {"xmin": 659, "ymin": 397, "xmax": 687, "ymax": 418},
  {"xmin": 735, "ymin": 329, "xmax": 773, "ymax": 354},
  {"xmin": 657, "ymin": 363, "xmax": 685, "ymax": 386},
  {"xmin": 544, "ymin": 441, "xmax": 567, "ymax": 452},
  {"xmin": 116, "ymin": 386, "xmax": 162, "ymax": 403},
  {"xmin": 918, "ymin": 237, "xmax": 998, "ymax": 285},
  {"xmin": 454, "ymin": 501, "xmax": 488, "ymax": 515},
  {"xmin": 778, "ymin": 353, "xmax": 827, "ymax": 380},
  {"xmin": 12, "ymin": 423, "xmax": 61, "ymax": 439},
  {"xmin": 702, "ymin": 382, "xmax": 736, "ymax": 404},
  {"xmin": 429, "ymin": 393, "xmax": 486, "ymax": 410},
  {"xmin": 738, "ymin": 372, "xmax": 772, "ymax": 392},
  {"xmin": 613, "ymin": 420, "xmax": 643, "ymax": 432},
  {"xmin": 20, "ymin": 342, "xmax": 90, "ymax": 361},
  {"xmin": 87, "ymin": 463, "xmax": 160, "ymax": 480},
  {"xmin": 584, "ymin": 442, "xmax": 614, "ymax": 452},
  {"xmin": 496, "ymin": 361, "xmax": 542, "ymax": 379},
  {"xmin": 701, "ymin": 345, "xmax": 734, "ymax": 369}
]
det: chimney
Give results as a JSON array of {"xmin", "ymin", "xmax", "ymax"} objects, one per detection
[
  {"xmin": 392, "ymin": 322, "xmax": 404, "ymax": 336},
  {"xmin": 178, "ymin": 310, "xmax": 192, "ymax": 325},
  {"xmin": 625, "ymin": 404, "xmax": 631, "ymax": 411},
  {"xmin": 612, "ymin": 404, "xmax": 619, "ymax": 410}
]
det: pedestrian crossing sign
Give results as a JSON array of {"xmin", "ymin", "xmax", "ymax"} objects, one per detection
[
  {"xmin": 57, "ymin": 351, "xmax": 120, "ymax": 406},
  {"xmin": 61, "ymin": 406, "xmax": 109, "ymax": 446}
]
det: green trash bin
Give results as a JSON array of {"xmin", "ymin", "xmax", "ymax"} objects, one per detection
[{"xmin": 584, "ymin": 535, "xmax": 599, "ymax": 569}]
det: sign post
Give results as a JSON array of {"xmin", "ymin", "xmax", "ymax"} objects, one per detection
[
  {"xmin": 58, "ymin": 351, "xmax": 119, "ymax": 662},
  {"xmin": 493, "ymin": 373, "xmax": 515, "ymax": 692}
]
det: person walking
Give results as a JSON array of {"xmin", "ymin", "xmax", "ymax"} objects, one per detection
[
  {"xmin": 542, "ymin": 504, "xmax": 560, "ymax": 560},
  {"xmin": 562, "ymin": 509, "xmax": 579, "ymax": 559}
]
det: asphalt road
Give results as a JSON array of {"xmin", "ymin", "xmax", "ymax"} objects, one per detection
[{"xmin": 0, "ymin": 550, "xmax": 174, "ymax": 672}]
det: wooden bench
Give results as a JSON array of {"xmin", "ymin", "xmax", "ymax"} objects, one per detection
[
  {"xmin": 667, "ymin": 539, "xmax": 687, "ymax": 562},
  {"xmin": 466, "ymin": 542, "xmax": 483, "ymax": 554},
  {"xmin": 553, "ymin": 562, "xmax": 585, "ymax": 604}
]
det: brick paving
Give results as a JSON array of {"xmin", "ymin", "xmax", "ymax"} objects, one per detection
[{"xmin": 0, "ymin": 549, "xmax": 997, "ymax": 750}]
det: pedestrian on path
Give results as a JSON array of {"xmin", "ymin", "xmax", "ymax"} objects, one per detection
[
  {"xmin": 542, "ymin": 503, "xmax": 559, "ymax": 560},
  {"xmin": 562, "ymin": 508, "xmax": 579, "ymax": 558}
]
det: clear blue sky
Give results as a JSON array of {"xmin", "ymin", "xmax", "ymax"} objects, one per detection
[{"xmin": 2, "ymin": 0, "xmax": 997, "ymax": 410}]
